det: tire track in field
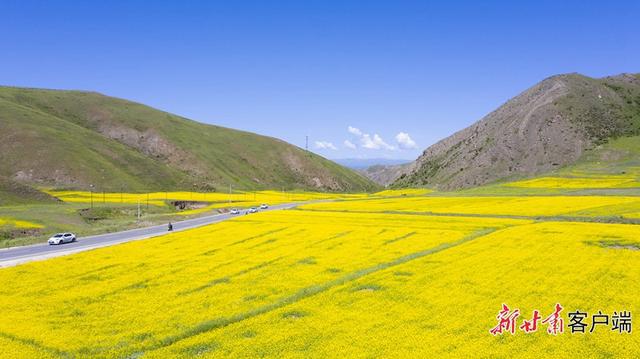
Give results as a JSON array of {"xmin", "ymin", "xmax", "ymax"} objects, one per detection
[
  {"xmin": 0, "ymin": 331, "xmax": 69, "ymax": 358},
  {"xmin": 178, "ymin": 257, "xmax": 284, "ymax": 296},
  {"xmin": 249, "ymin": 229, "xmax": 306, "ymax": 250},
  {"xmin": 305, "ymin": 231, "xmax": 353, "ymax": 248},
  {"xmin": 228, "ymin": 227, "xmax": 288, "ymax": 246},
  {"xmin": 138, "ymin": 227, "xmax": 501, "ymax": 355},
  {"xmin": 384, "ymin": 231, "xmax": 417, "ymax": 245}
]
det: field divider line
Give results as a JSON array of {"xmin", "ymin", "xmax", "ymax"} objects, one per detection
[
  {"xmin": 133, "ymin": 226, "xmax": 502, "ymax": 356},
  {"xmin": 294, "ymin": 208, "xmax": 640, "ymax": 225}
]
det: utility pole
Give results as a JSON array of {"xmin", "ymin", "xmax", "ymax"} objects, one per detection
[
  {"xmin": 137, "ymin": 200, "xmax": 141, "ymax": 221},
  {"xmin": 89, "ymin": 184, "xmax": 94, "ymax": 209},
  {"xmin": 305, "ymin": 135, "xmax": 308, "ymax": 151},
  {"xmin": 228, "ymin": 184, "xmax": 232, "ymax": 203}
]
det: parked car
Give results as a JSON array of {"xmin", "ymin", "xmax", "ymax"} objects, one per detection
[
  {"xmin": 248, "ymin": 207, "xmax": 258, "ymax": 213},
  {"xmin": 230, "ymin": 208, "xmax": 240, "ymax": 215},
  {"xmin": 260, "ymin": 203, "xmax": 269, "ymax": 209},
  {"xmin": 48, "ymin": 233, "xmax": 76, "ymax": 245}
]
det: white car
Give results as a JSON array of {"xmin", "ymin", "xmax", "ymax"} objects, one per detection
[
  {"xmin": 260, "ymin": 204, "xmax": 269, "ymax": 209},
  {"xmin": 230, "ymin": 208, "xmax": 240, "ymax": 215},
  {"xmin": 48, "ymin": 233, "xmax": 76, "ymax": 245},
  {"xmin": 248, "ymin": 207, "xmax": 258, "ymax": 213}
]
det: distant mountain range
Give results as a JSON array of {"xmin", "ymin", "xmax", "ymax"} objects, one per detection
[
  {"xmin": 333, "ymin": 158, "xmax": 413, "ymax": 186},
  {"xmin": 357, "ymin": 162, "xmax": 414, "ymax": 186},
  {"xmin": 333, "ymin": 158, "xmax": 412, "ymax": 170},
  {"xmin": 0, "ymin": 86, "xmax": 377, "ymax": 202},
  {"xmin": 393, "ymin": 73, "xmax": 640, "ymax": 190}
]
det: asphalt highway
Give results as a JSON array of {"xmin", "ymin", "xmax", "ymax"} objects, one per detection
[{"xmin": 0, "ymin": 203, "xmax": 298, "ymax": 267}]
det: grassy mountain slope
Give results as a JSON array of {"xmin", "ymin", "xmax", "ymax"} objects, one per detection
[
  {"xmin": 562, "ymin": 135, "xmax": 640, "ymax": 177},
  {"xmin": 453, "ymin": 135, "xmax": 640, "ymax": 197},
  {"xmin": 0, "ymin": 86, "xmax": 377, "ymax": 194},
  {"xmin": 394, "ymin": 73, "xmax": 640, "ymax": 190},
  {"xmin": 0, "ymin": 176, "xmax": 58, "ymax": 206}
]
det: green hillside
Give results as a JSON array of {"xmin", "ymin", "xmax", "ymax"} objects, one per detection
[
  {"xmin": 0, "ymin": 176, "xmax": 58, "ymax": 206},
  {"xmin": 555, "ymin": 73, "xmax": 640, "ymax": 143},
  {"xmin": 0, "ymin": 86, "xmax": 377, "ymax": 195},
  {"xmin": 452, "ymin": 134, "xmax": 640, "ymax": 197}
]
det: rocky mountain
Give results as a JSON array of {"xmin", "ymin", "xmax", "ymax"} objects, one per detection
[{"xmin": 393, "ymin": 73, "xmax": 640, "ymax": 190}]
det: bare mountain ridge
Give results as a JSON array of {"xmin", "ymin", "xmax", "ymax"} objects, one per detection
[{"xmin": 394, "ymin": 73, "xmax": 640, "ymax": 190}]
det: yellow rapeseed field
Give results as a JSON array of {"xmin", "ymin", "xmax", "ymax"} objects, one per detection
[
  {"xmin": 372, "ymin": 188, "xmax": 433, "ymax": 197},
  {"xmin": 44, "ymin": 189, "xmax": 370, "ymax": 209},
  {"xmin": 148, "ymin": 221, "xmax": 640, "ymax": 358},
  {"xmin": 505, "ymin": 176, "xmax": 640, "ymax": 189},
  {"xmin": 300, "ymin": 195, "xmax": 640, "ymax": 218},
  {"xmin": 1, "ymin": 193, "xmax": 638, "ymax": 357}
]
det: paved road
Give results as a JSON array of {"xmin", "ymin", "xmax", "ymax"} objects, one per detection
[{"xmin": 0, "ymin": 203, "xmax": 298, "ymax": 268}]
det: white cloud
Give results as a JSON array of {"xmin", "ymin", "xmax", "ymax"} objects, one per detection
[
  {"xmin": 361, "ymin": 133, "xmax": 395, "ymax": 150},
  {"xmin": 343, "ymin": 140, "xmax": 356, "ymax": 149},
  {"xmin": 348, "ymin": 126, "xmax": 363, "ymax": 136},
  {"xmin": 395, "ymin": 132, "xmax": 417, "ymax": 149},
  {"xmin": 314, "ymin": 140, "xmax": 337, "ymax": 150},
  {"xmin": 347, "ymin": 126, "xmax": 396, "ymax": 151}
]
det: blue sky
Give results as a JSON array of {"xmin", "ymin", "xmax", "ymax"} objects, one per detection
[{"xmin": 1, "ymin": 1, "xmax": 638, "ymax": 160}]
